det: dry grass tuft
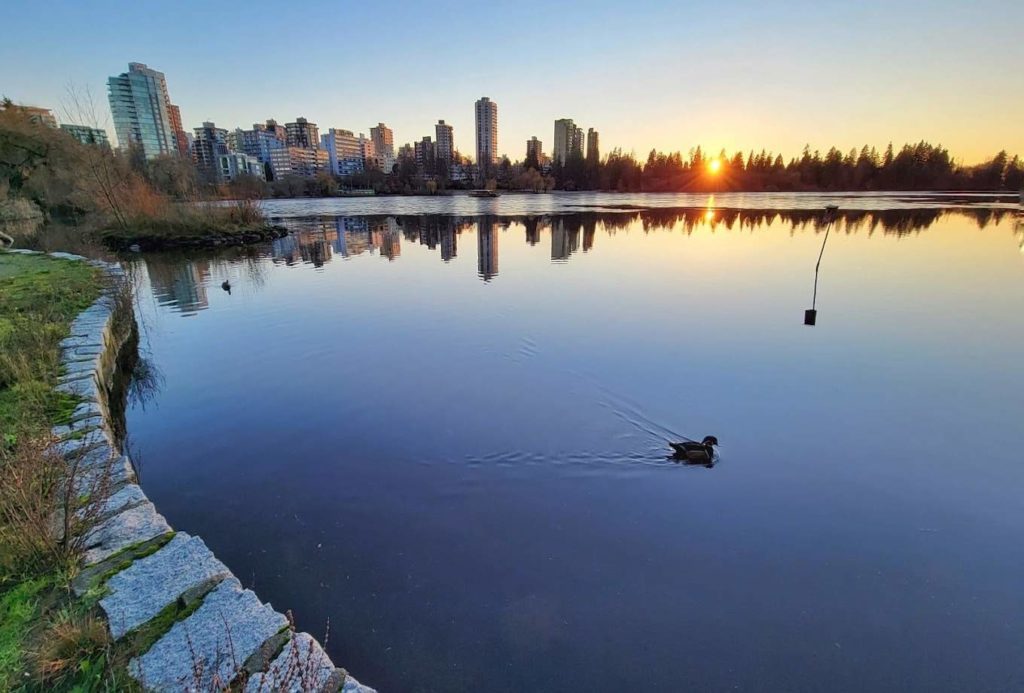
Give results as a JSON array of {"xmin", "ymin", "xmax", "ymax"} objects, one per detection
[
  {"xmin": 31, "ymin": 608, "xmax": 110, "ymax": 684},
  {"xmin": 130, "ymin": 197, "xmax": 265, "ymax": 235}
]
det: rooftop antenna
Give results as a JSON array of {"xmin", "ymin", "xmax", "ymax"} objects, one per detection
[{"xmin": 805, "ymin": 205, "xmax": 839, "ymax": 326}]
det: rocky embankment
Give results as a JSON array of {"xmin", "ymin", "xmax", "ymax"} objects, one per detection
[{"xmin": 10, "ymin": 247, "xmax": 373, "ymax": 692}]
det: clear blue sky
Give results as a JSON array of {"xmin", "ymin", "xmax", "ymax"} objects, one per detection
[{"xmin": 4, "ymin": 0, "xmax": 1021, "ymax": 163}]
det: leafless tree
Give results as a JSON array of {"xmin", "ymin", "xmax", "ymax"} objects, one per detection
[{"xmin": 61, "ymin": 85, "xmax": 132, "ymax": 229}]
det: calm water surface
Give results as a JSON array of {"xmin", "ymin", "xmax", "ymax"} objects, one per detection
[{"xmin": 126, "ymin": 194, "xmax": 1024, "ymax": 692}]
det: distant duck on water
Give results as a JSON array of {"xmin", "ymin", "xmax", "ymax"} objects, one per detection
[
  {"xmin": 669, "ymin": 436, "xmax": 719, "ymax": 466},
  {"xmin": 221, "ymin": 279, "xmax": 231, "ymax": 294}
]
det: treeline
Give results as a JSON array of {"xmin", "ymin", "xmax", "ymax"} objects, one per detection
[
  {"xmin": 539, "ymin": 143, "xmax": 1023, "ymax": 193},
  {"xmin": 205, "ymin": 141, "xmax": 1024, "ymax": 199},
  {"xmin": 219, "ymin": 166, "xmax": 454, "ymax": 199}
]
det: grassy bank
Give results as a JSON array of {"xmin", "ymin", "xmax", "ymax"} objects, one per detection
[
  {"xmin": 0, "ymin": 251, "xmax": 123, "ymax": 690},
  {"xmin": 0, "ymin": 252, "xmax": 101, "ymax": 437}
]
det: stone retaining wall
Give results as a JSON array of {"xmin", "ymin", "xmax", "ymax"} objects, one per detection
[{"xmin": 9, "ymin": 249, "xmax": 376, "ymax": 692}]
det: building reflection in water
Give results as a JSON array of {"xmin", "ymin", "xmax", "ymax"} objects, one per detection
[
  {"xmin": 146, "ymin": 259, "xmax": 211, "ymax": 316},
  {"xmin": 337, "ymin": 217, "xmax": 370, "ymax": 257},
  {"xmin": 582, "ymin": 217, "xmax": 597, "ymax": 252},
  {"xmin": 551, "ymin": 216, "xmax": 582, "ymax": 262},
  {"xmin": 139, "ymin": 207, "xmax": 1017, "ymax": 315},
  {"xmin": 477, "ymin": 217, "xmax": 499, "ymax": 281},
  {"xmin": 330, "ymin": 220, "xmax": 347, "ymax": 257},
  {"xmin": 371, "ymin": 217, "xmax": 402, "ymax": 261},
  {"xmin": 524, "ymin": 217, "xmax": 541, "ymax": 246},
  {"xmin": 269, "ymin": 215, "xmax": 457, "ymax": 267},
  {"xmin": 440, "ymin": 222, "xmax": 457, "ymax": 262},
  {"xmin": 270, "ymin": 224, "xmax": 332, "ymax": 266}
]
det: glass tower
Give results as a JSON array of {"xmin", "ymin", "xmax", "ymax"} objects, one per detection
[{"xmin": 107, "ymin": 62, "xmax": 177, "ymax": 159}]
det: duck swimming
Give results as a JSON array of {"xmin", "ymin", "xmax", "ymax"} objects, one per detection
[
  {"xmin": 221, "ymin": 280, "xmax": 231, "ymax": 294},
  {"xmin": 669, "ymin": 436, "xmax": 719, "ymax": 466}
]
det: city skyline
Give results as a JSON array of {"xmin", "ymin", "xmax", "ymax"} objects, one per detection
[
  {"xmin": 3, "ymin": 1, "xmax": 1022, "ymax": 165},
  {"xmin": 19, "ymin": 86, "xmax": 1017, "ymax": 193}
]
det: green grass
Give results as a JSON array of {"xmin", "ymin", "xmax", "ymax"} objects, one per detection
[
  {"xmin": 0, "ymin": 251, "xmax": 108, "ymax": 690},
  {"xmin": 0, "ymin": 576, "xmax": 52, "ymax": 687},
  {"xmin": 0, "ymin": 572, "xmax": 144, "ymax": 693},
  {"xmin": 0, "ymin": 251, "xmax": 155, "ymax": 692},
  {"xmin": 0, "ymin": 252, "xmax": 102, "ymax": 437}
]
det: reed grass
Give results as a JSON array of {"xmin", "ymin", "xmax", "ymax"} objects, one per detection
[{"xmin": 100, "ymin": 195, "xmax": 268, "ymax": 246}]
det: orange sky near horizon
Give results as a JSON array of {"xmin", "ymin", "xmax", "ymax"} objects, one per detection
[{"xmin": 2, "ymin": 1, "xmax": 1021, "ymax": 166}]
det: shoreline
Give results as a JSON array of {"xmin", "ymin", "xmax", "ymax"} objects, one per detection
[
  {"xmin": 245, "ymin": 188, "xmax": 1022, "ymax": 201},
  {"xmin": 1, "ymin": 248, "xmax": 375, "ymax": 692},
  {"xmin": 100, "ymin": 223, "xmax": 289, "ymax": 252}
]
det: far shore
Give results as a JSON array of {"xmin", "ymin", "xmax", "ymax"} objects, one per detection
[{"xmin": 229, "ymin": 188, "xmax": 1023, "ymax": 202}]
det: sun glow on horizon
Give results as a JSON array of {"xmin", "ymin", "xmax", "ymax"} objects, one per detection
[{"xmin": 708, "ymin": 158, "xmax": 722, "ymax": 174}]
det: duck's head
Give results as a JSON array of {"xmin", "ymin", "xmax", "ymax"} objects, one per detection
[{"xmin": 702, "ymin": 436, "xmax": 719, "ymax": 447}]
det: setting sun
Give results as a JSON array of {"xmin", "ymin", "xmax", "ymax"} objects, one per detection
[{"xmin": 708, "ymin": 158, "xmax": 722, "ymax": 174}]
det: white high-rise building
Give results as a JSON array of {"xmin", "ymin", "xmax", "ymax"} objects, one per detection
[
  {"xmin": 474, "ymin": 97, "xmax": 498, "ymax": 173},
  {"xmin": 321, "ymin": 129, "xmax": 375, "ymax": 176}
]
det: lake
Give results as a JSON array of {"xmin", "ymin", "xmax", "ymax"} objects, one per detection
[{"xmin": 124, "ymin": 193, "xmax": 1024, "ymax": 692}]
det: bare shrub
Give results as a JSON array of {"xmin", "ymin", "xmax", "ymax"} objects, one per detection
[
  {"xmin": 120, "ymin": 176, "xmax": 172, "ymax": 225},
  {"xmin": 0, "ymin": 433, "xmax": 114, "ymax": 581},
  {"xmin": 223, "ymin": 199, "xmax": 264, "ymax": 226},
  {"xmin": 60, "ymin": 85, "xmax": 134, "ymax": 230},
  {"xmin": 0, "ymin": 434, "xmax": 69, "ymax": 578}
]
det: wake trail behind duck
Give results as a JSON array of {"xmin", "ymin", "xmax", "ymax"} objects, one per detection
[
  {"xmin": 594, "ymin": 384, "xmax": 689, "ymax": 443},
  {"xmin": 463, "ymin": 366, "xmax": 687, "ymax": 467},
  {"xmin": 464, "ymin": 450, "xmax": 667, "ymax": 467}
]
